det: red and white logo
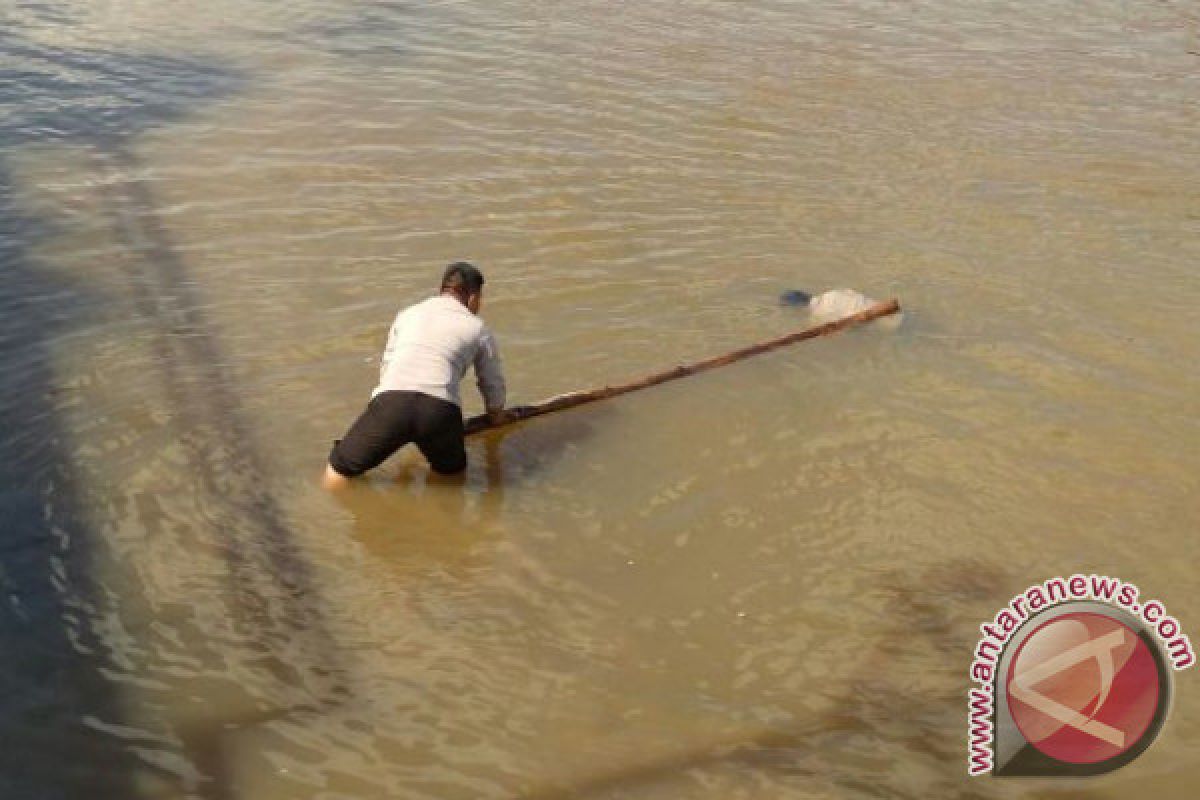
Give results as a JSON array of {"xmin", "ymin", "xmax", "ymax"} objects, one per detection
[
  {"xmin": 1006, "ymin": 611, "xmax": 1161, "ymax": 766},
  {"xmin": 968, "ymin": 576, "xmax": 1191, "ymax": 778}
]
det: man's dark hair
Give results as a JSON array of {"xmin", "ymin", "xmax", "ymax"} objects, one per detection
[{"xmin": 441, "ymin": 261, "xmax": 485, "ymax": 297}]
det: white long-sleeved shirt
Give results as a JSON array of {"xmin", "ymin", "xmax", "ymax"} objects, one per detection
[{"xmin": 373, "ymin": 295, "xmax": 506, "ymax": 410}]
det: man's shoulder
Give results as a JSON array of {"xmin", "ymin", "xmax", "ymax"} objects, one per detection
[
  {"xmin": 408, "ymin": 294, "xmax": 443, "ymax": 311},
  {"xmin": 410, "ymin": 295, "xmax": 487, "ymax": 335},
  {"xmin": 399, "ymin": 294, "xmax": 453, "ymax": 318}
]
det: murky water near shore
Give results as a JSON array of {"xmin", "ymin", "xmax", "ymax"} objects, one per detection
[{"xmin": 2, "ymin": 1, "xmax": 1198, "ymax": 797}]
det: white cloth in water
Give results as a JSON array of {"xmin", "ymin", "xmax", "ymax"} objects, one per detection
[{"xmin": 807, "ymin": 288, "xmax": 874, "ymax": 322}]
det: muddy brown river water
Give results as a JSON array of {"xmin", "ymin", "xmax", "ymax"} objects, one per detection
[{"xmin": 2, "ymin": 1, "xmax": 1198, "ymax": 798}]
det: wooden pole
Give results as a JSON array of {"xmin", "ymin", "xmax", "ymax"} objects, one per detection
[{"xmin": 464, "ymin": 298, "xmax": 900, "ymax": 435}]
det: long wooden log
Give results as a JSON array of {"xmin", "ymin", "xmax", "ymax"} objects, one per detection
[{"xmin": 464, "ymin": 298, "xmax": 900, "ymax": 435}]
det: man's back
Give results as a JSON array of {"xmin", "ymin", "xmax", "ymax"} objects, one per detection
[{"xmin": 375, "ymin": 294, "xmax": 504, "ymax": 409}]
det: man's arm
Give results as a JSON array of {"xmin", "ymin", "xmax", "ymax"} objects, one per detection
[{"xmin": 473, "ymin": 328, "xmax": 507, "ymax": 417}]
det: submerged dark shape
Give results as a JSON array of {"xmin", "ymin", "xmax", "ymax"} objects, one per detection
[
  {"xmin": 0, "ymin": 22, "xmax": 249, "ymax": 799},
  {"xmin": 779, "ymin": 289, "xmax": 812, "ymax": 306},
  {"xmin": 0, "ymin": 18, "xmax": 350, "ymax": 800}
]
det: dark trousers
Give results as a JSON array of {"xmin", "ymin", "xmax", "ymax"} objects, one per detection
[{"xmin": 328, "ymin": 390, "xmax": 467, "ymax": 476}]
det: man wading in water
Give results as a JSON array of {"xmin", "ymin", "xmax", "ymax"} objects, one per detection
[{"xmin": 322, "ymin": 262, "xmax": 509, "ymax": 489}]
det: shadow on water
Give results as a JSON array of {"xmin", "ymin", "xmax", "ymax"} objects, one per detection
[
  {"xmin": 0, "ymin": 20, "xmax": 350, "ymax": 800},
  {"xmin": 96, "ymin": 143, "xmax": 363, "ymax": 799},
  {"xmin": 482, "ymin": 407, "xmax": 613, "ymax": 487},
  {"xmin": 0, "ymin": 163, "xmax": 140, "ymax": 800},
  {"xmin": 517, "ymin": 560, "xmax": 1013, "ymax": 800}
]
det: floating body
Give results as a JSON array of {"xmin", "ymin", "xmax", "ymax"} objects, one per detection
[{"xmin": 781, "ymin": 287, "xmax": 903, "ymax": 329}]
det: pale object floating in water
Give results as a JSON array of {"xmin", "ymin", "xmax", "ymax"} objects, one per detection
[{"xmin": 781, "ymin": 288, "xmax": 903, "ymax": 329}]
